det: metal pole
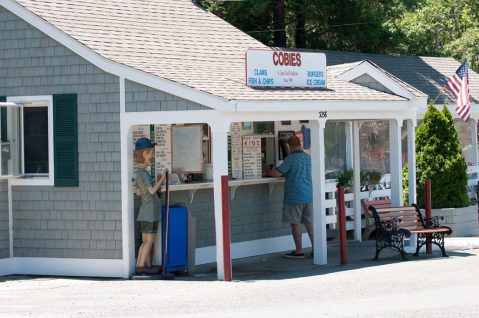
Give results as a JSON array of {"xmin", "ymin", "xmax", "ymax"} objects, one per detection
[
  {"xmin": 337, "ymin": 185, "xmax": 348, "ymax": 265},
  {"xmin": 162, "ymin": 171, "xmax": 170, "ymax": 275}
]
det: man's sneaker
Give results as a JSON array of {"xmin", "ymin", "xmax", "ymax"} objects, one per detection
[{"xmin": 284, "ymin": 251, "xmax": 304, "ymax": 259}]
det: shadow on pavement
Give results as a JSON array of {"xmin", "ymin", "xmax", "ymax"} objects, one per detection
[
  {"xmin": 179, "ymin": 240, "xmax": 476, "ymax": 282},
  {"xmin": 0, "ymin": 241, "xmax": 475, "ymax": 283}
]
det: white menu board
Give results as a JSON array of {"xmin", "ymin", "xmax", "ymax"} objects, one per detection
[
  {"xmin": 154, "ymin": 124, "xmax": 172, "ymax": 177},
  {"xmin": 132, "ymin": 125, "xmax": 150, "ymax": 142},
  {"xmin": 132, "ymin": 125, "xmax": 151, "ymax": 172},
  {"xmin": 230, "ymin": 122, "xmax": 243, "ymax": 179},
  {"xmin": 242, "ymin": 135, "xmax": 262, "ymax": 179}
]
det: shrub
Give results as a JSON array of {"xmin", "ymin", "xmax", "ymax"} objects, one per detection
[{"xmin": 404, "ymin": 102, "xmax": 469, "ymax": 208}]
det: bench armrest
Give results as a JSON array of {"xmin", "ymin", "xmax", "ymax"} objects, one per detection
[{"xmin": 425, "ymin": 216, "xmax": 445, "ymax": 229}]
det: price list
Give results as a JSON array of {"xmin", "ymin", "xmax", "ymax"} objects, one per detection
[
  {"xmin": 242, "ymin": 135, "xmax": 262, "ymax": 179},
  {"xmin": 132, "ymin": 125, "xmax": 151, "ymax": 172},
  {"xmin": 154, "ymin": 124, "xmax": 172, "ymax": 177},
  {"xmin": 230, "ymin": 122, "xmax": 243, "ymax": 179}
]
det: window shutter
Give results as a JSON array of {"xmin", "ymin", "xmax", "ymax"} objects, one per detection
[
  {"xmin": 0, "ymin": 96, "xmax": 6, "ymax": 142},
  {"xmin": 53, "ymin": 94, "xmax": 78, "ymax": 187}
]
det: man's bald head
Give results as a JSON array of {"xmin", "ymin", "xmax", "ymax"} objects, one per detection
[{"xmin": 288, "ymin": 135, "xmax": 302, "ymax": 151}]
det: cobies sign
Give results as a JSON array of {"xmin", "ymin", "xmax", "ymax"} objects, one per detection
[{"xmin": 246, "ymin": 49, "xmax": 327, "ymax": 88}]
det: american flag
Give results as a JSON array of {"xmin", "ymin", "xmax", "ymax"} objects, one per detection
[{"xmin": 446, "ymin": 60, "xmax": 470, "ymax": 122}]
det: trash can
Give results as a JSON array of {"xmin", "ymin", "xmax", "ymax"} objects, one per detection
[{"xmin": 161, "ymin": 205, "xmax": 188, "ymax": 272}]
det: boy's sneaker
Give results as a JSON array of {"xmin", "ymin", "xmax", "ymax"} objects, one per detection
[{"xmin": 283, "ymin": 251, "xmax": 304, "ymax": 259}]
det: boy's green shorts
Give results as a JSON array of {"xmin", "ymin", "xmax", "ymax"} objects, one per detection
[{"xmin": 139, "ymin": 221, "xmax": 159, "ymax": 233}]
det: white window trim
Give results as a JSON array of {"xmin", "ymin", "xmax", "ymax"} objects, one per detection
[{"xmin": 7, "ymin": 95, "xmax": 54, "ymax": 186}]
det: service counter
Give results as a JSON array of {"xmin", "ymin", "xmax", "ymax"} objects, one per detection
[{"xmin": 169, "ymin": 177, "xmax": 285, "ymax": 204}]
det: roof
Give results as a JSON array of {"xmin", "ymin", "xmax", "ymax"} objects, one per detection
[
  {"xmin": 328, "ymin": 60, "xmax": 425, "ymax": 98},
  {"xmin": 7, "ymin": 0, "xmax": 409, "ymax": 103},
  {"xmin": 320, "ymin": 50, "xmax": 479, "ymax": 104}
]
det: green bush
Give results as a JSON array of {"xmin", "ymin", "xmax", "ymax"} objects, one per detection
[{"xmin": 403, "ymin": 103, "xmax": 469, "ymax": 208}]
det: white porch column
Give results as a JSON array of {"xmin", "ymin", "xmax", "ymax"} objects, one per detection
[
  {"xmin": 120, "ymin": 127, "xmax": 135, "ymax": 278},
  {"xmin": 407, "ymin": 119, "xmax": 417, "ymax": 204},
  {"xmin": 311, "ymin": 120, "xmax": 327, "ymax": 265},
  {"xmin": 389, "ymin": 119, "xmax": 403, "ymax": 206},
  {"xmin": 345, "ymin": 122, "xmax": 353, "ymax": 170},
  {"xmin": 352, "ymin": 121, "xmax": 362, "ymax": 241},
  {"xmin": 210, "ymin": 124, "xmax": 230, "ymax": 280},
  {"xmin": 471, "ymin": 118, "xmax": 478, "ymax": 167}
]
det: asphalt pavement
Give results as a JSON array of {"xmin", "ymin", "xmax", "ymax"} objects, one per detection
[{"xmin": 1, "ymin": 237, "xmax": 479, "ymax": 317}]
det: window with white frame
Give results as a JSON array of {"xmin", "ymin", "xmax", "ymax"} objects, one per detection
[{"xmin": 1, "ymin": 96, "xmax": 54, "ymax": 185}]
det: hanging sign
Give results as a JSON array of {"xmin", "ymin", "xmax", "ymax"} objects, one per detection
[{"xmin": 246, "ymin": 49, "xmax": 327, "ymax": 88}]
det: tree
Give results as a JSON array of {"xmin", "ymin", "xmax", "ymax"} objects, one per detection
[
  {"xmin": 409, "ymin": 103, "xmax": 468, "ymax": 208},
  {"xmin": 194, "ymin": 0, "xmax": 401, "ymax": 51},
  {"xmin": 388, "ymin": 0, "xmax": 479, "ymax": 72}
]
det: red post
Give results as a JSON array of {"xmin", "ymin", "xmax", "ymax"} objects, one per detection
[
  {"xmin": 221, "ymin": 175, "xmax": 232, "ymax": 281},
  {"xmin": 337, "ymin": 185, "xmax": 348, "ymax": 265},
  {"xmin": 425, "ymin": 179, "xmax": 432, "ymax": 254}
]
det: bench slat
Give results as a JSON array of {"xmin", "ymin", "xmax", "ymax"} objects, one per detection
[
  {"xmin": 375, "ymin": 207, "xmax": 416, "ymax": 213},
  {"xmin": 363, "ymin": 199, "xmax": 391, "ymax": 217},
  {"xmin": 410, "ymin": 228, "xmax": 450, "ymax": 234}
]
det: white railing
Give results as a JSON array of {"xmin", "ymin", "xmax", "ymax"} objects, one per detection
[
  {"xmin": 467, "ymin": 165, "xmax": 479, "ymax": 200},
  {"xmin": 324, "ymin": 166, "xmax": 477, "ymax": 236},
  {"xmin": 325, "ymin": 174, "xmax": 391, "ymax": 232}
]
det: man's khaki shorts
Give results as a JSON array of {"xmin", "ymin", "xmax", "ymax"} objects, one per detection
[{"xmin": 282, "ymin": 203, "xmax": 313, "ymax": 224}]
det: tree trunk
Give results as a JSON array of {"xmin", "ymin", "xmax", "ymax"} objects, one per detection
[
  {"xmin": 273, "ymin": 0, "xmax": 287, "ymax": 47},
  {"xmin": 295, "ymin": 1, "xmax": 306, "ymax": 48}
]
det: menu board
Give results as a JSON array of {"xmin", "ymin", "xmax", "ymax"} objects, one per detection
[
  {"xmin": 132, "ymin": 125, "xmax": 151, "ymax": 173},
  {"xmin": 230, "ymin": 122, "xmax": 243, "ymax": 179},
  {"xmin": 242, "ymin": 135, "xmax": 262, "ymax": 179},
  {"xmin": 132, "ymin": 125, "xmax": 150, "ymax": 143},
  {"xmin": 154, "ymin": 124, "xmax": 172, "ymax": 177}
]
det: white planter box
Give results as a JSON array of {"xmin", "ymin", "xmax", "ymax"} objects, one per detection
[{"xmin": 431, "ymin": 205, "xmax": 479, "ymax": 237}]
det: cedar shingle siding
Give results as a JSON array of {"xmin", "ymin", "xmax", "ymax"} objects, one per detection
[{"xmin": 0, "ymin": 7, "xmax": 122, "ymax": 259}]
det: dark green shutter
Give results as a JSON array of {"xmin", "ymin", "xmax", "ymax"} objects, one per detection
[
  {"xmin": 53, "ymin": 94, "xmax": 78, "ymax": 187},
  {"xmin": 0, "ymin": 96, "xmax": 6, "ymax": 142}
]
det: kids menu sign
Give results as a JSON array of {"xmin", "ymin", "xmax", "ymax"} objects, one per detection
[
  {"xmin": 246, "ymin": 49, "xmax": 327, "ymax": 88},
  {"xmin": 242, "ymin": 135, "xmax": 262, "ymax": 179}
]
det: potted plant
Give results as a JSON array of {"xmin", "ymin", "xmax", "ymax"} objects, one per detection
[
  {"xmin": 403, "ymin": 102, "xmax": 478, "ymax": 236},
  {"xmin": 359, "ymin": 169, "xmax": 384, "ymax": 199},
  {"xmin": 335, "ymin": 169, "xmax": 353, "ymax": 189}
]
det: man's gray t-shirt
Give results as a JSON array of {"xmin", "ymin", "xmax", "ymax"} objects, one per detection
[{"xmin": 136, "ymin": 168, "xmax": 161, "ymax": 222}]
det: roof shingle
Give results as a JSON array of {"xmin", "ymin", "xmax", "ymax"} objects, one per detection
[{"xmin": 9, "ymin": 0, "xmax": 461, "ymax": 103}]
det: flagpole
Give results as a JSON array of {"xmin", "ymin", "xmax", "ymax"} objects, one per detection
[{"xmin": 432, "ymin": 84, "xmax": 449, "ymax": 104}]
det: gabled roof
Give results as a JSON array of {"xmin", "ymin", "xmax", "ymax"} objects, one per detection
[
  {"xmin": 5, "ymin": 0, "xmax": 410, "ymax": 105},
  {"xmin": 321, "ymin": 50, "xmax": 479, "ymax": 105},
  {"xmin": 331, "ymin": 60, "xmax": 426, "ymax": 99}
]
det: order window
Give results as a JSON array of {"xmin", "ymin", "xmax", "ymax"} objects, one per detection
[{"xmin": 1, "ymin": 96, "xmax": 54, "ymax": 185}]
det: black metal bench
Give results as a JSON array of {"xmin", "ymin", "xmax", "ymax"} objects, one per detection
[{"xmin": 368, "ymin": 204, "xmax": 452, "ymax": 260}]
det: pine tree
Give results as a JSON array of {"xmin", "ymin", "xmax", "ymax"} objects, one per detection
[{"xmin": 410, "ymin": 102, "xmax": 469, "ymax": 208}]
